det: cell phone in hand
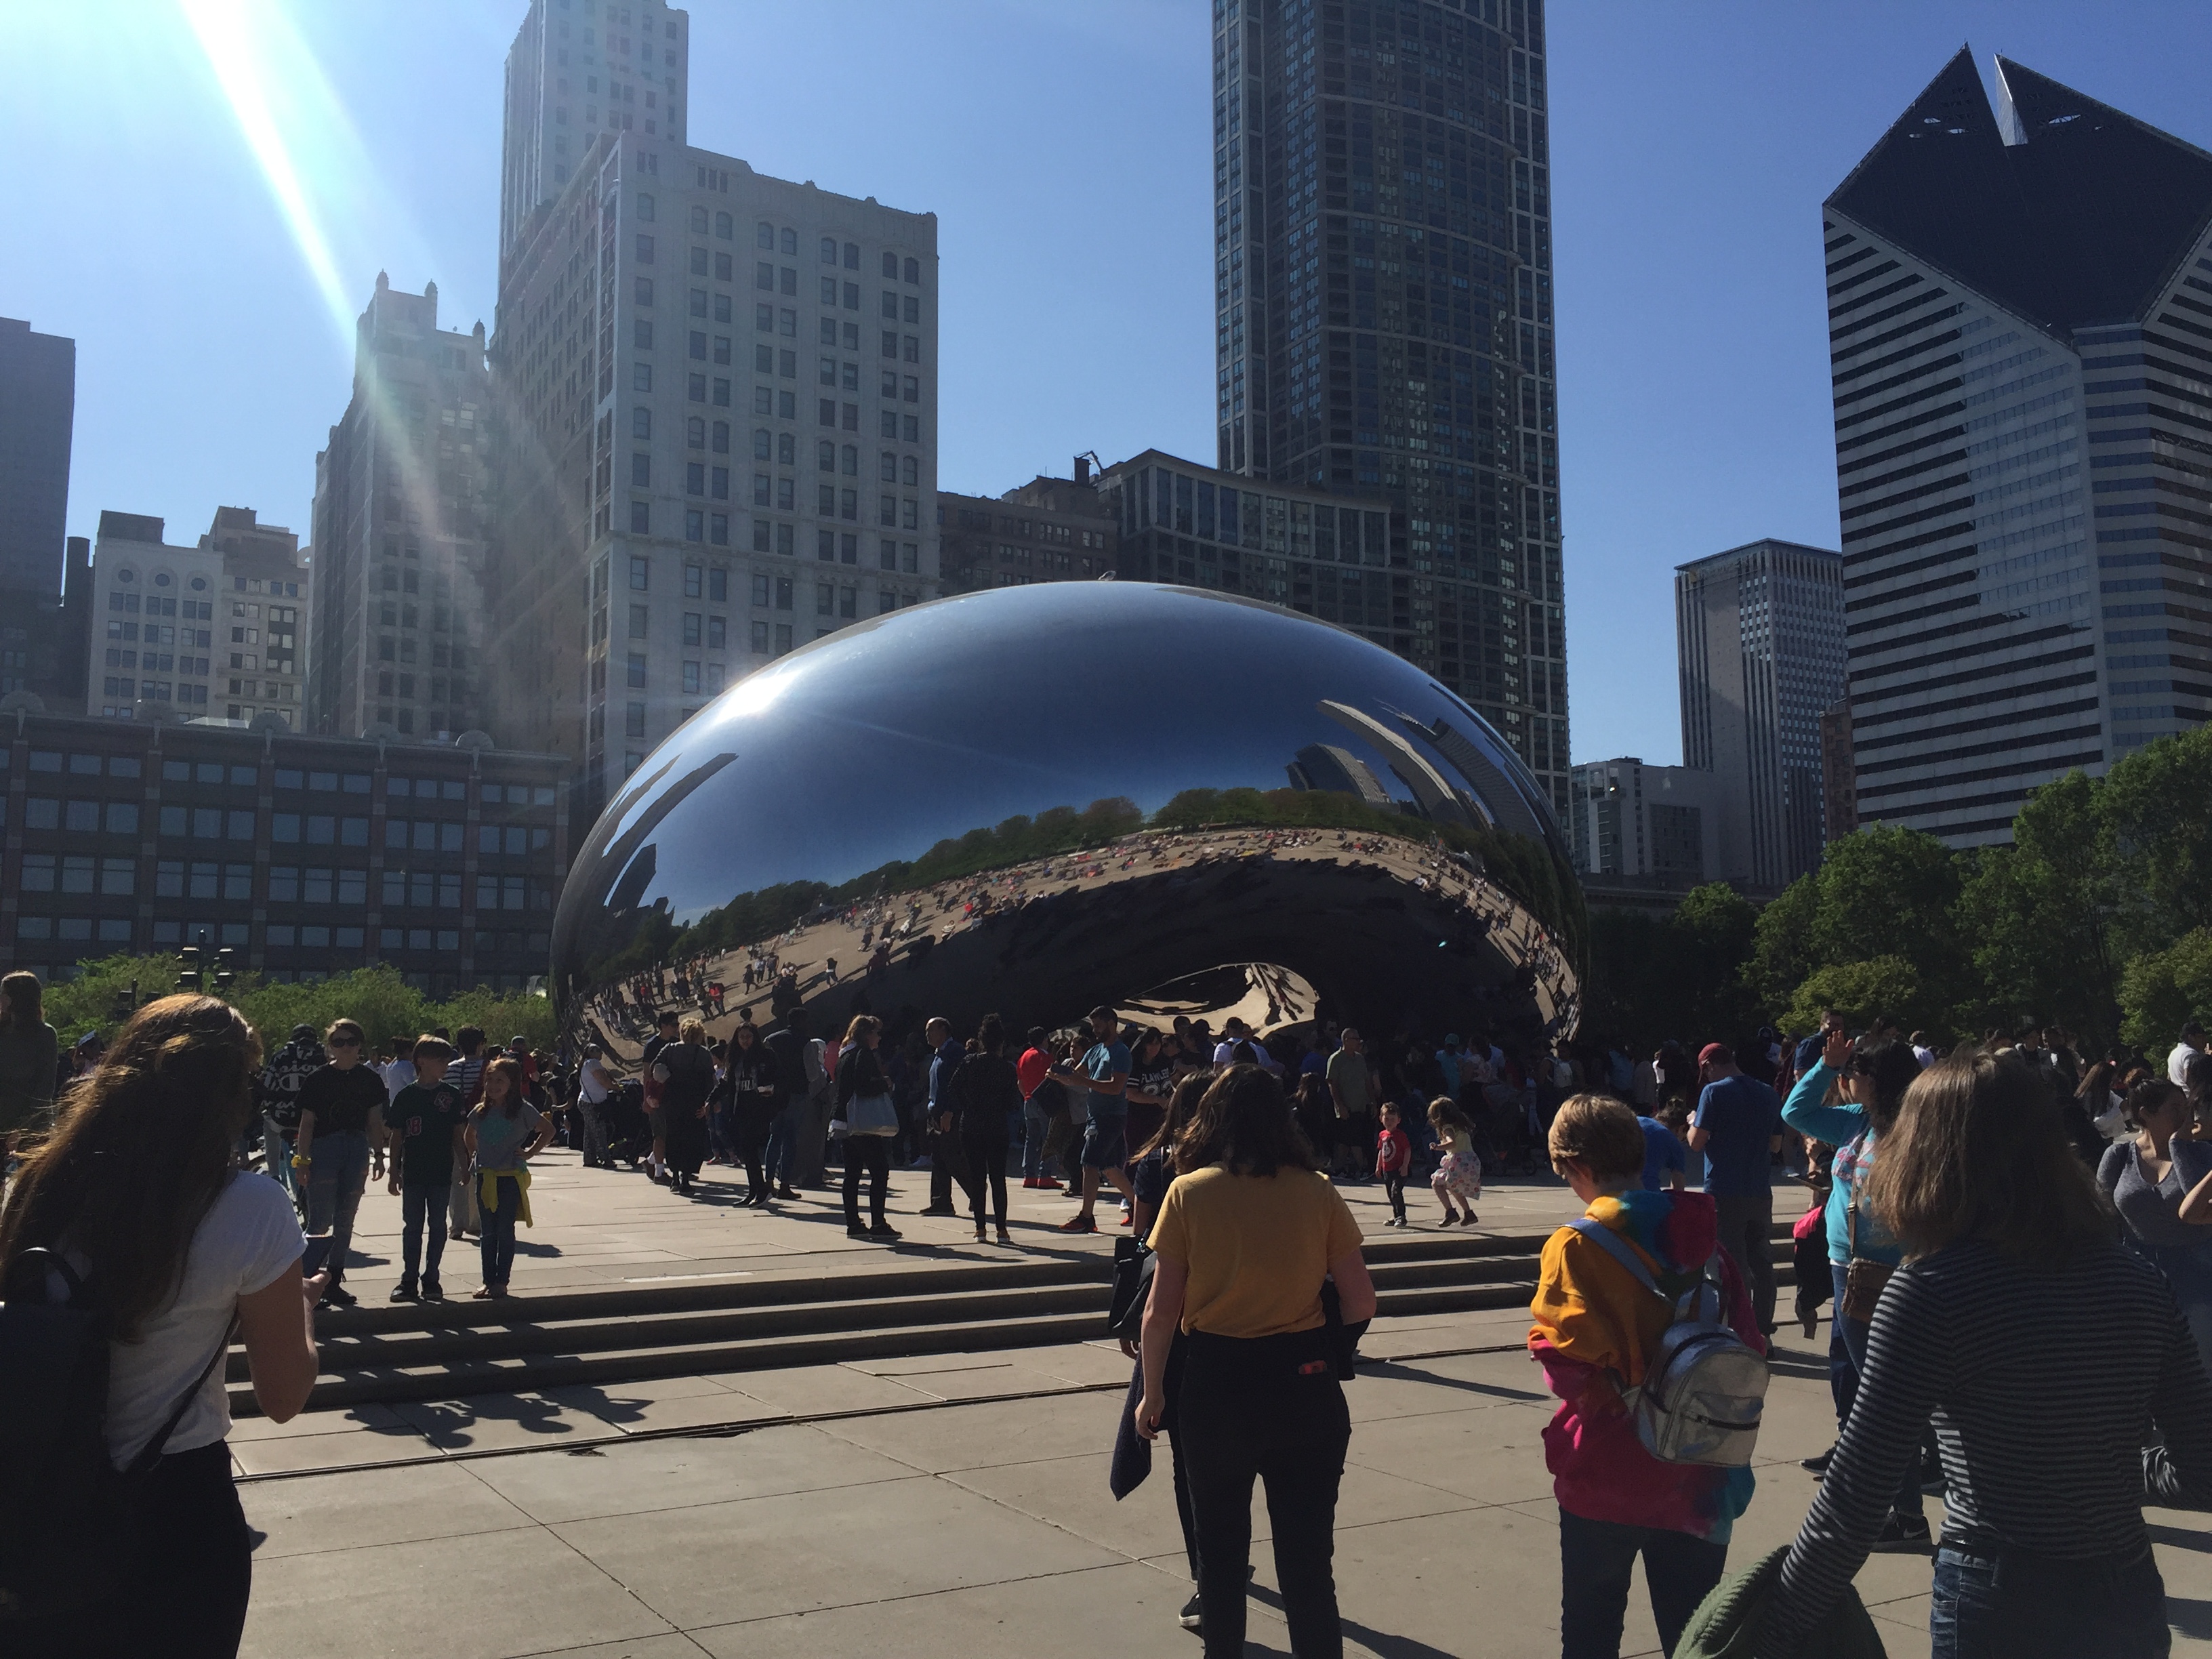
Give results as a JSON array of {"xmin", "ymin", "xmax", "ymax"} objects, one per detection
[{"xmin": 300, "ymin": 1235, "xmax": 333, "ymax": 1278}]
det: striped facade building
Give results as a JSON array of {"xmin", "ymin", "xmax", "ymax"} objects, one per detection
[{"xmin": 1824, "ymin": 49, "xmax": 2212, "ymax": 846}]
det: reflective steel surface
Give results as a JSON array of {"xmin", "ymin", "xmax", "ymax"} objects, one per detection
[{"xmin": 554, "ymin": 583, "xmax": 1582, "ymax": 1046}]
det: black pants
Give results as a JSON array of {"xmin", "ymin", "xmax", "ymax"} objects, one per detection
[
  {"xmin": 927, "ymin": 1122, "xmax": 967, "ymax": 1209},
  {"xmin": 26, "ymin": 1441, "xmax": 251, "ymax": 1658},
  {"xmin": 1715, "ymin": 1192, "xmax": 1776, "ymax": 1332},
  {"xmin": 842, "ymin": 1133, "xmax": 890, "ymax": 1225},
  {"xmin": 1384, "ymin": 1173, "xmax": 1406, "ymax": 1219},
  {"xmin": 1179, "ymin": 1328, "xmax": 1350, "ymax": 1659},
  {"xmin": 1557, "ymin": 1506, "xmax": 1727, "ymax": 1659},
  {"xmin": 960, "ymin": 1127, "xmax": 1008, "ymax": 1228}
]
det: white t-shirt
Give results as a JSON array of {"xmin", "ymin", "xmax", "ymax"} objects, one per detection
[
  {"xmin": 2171, "ymin": 1043, "xmax": 2201, "ymax": 1088},
  {"xmin": 579, "ymin": 1059, "xmax": 610, "ymax": 1104},
  {"xmin": 104, "ymin": 1171, "xmax": 303, "ymax": 1468},
  {"xmin": 382, "ymin": 1057, "xmax": 417, "ymax": 1101}
]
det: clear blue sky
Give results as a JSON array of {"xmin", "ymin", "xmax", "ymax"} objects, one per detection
[{"xmin": 3, "ymin": 2, "xmax": 2207, "ymax": 765}]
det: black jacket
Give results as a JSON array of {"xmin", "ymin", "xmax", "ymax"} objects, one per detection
[
  {"xmin": 950, "ymin": 1051, "xmax": 1023, "ymax": 1134},
  {"xmin": 836, "ymin": 1042, "xmax": 891, "ymax": 1109}
]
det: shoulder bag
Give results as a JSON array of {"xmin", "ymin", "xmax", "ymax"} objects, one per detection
[{"xmin": 1840, "ymin": 1134, "xmax": 1893, "ymax": 1324}]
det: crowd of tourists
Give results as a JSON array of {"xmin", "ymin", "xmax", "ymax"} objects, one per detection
[{"xmin": 9, "ymin": 949, "xmax": 2212, "ymax": 1659}]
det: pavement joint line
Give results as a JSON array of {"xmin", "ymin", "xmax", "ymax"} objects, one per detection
[{"xmin": 232, "ymin": 1339, "xmax": 1532, "ymax": 1484}]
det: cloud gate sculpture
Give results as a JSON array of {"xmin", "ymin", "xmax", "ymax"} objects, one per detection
[{"xmin": 552, "ymin": 583, "xmax": 1582, "ymax": 1054}]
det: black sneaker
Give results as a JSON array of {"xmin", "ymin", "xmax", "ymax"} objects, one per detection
[
  {"xmin": 869, "ymin": 1220, "xmax": 902, "ymax": 1240},
  {"xmin": 1869, "ymin": 1513, "xmax": 1931, "ymax": 1553},
  {"xmin": 421, "ymin": 1277, "xmax": 445, "ymax": 1302},
  {"xmin": 320, "ymin": 1282, "xmax": 357, "ymax": 1309},
  {"xmin": 1801, "ymin": 1445, "xmax": 1835, "ymax": 1475},
  {"xmin": 846, "ymin": 1223, "xmax": 870, "ymax": 1238},
  {"xmin": 777, "ymin": 1183, "xmax": 802, "ymax": 1200},
  {"xmin": 1179, "ymin": 1590, "xmax": 1202, "ymax": 1632},
  {"xmin": 389, "ymin": 1280, "xmax": 419, "ymax": 1304},
  {"xmin": 920, "ymin": 1204, "xmax": 958, "ymax": 1216}
]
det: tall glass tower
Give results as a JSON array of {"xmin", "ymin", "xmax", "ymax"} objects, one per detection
[{"xmin": 1211, "ymin": 0, "xmax": 1566, "ymax": 806}]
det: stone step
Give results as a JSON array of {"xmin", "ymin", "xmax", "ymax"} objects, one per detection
[{"xmin": 233, "ymin": 1221, "xmax": 1797, "ymax": 1413}]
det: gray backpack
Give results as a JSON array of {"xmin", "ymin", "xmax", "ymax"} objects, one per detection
[{"xmin": 1568, "ymin": 1218, "xmax": 1767, "ymax": 1467}]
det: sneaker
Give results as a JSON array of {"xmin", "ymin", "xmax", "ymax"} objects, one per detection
[
  {"xmin": 846, "ymin": 1223, "xmax": 870, "ymax": 1238},
  {"xmin": 869, "ymin": 1220, "xmax": 902, "ymax": 1240},
  {"xmin": 421, "ymin": 1277, "xmax": 444, "ymax": 1302},
  {"xmin": 1179, "ymin": 1590, "xmax": 1203, "ymax": 1632},
  {"xmin": 920, "ymin": 1204, "xmax": 958, "ymax": 1217},
  {"xmin": 319, "ymin": 1282, "xmax": 357, "ymax": 1309},
  {"xmin": 776, "ymin": 1183, "xmax": 802, "ymax": 1200},
  {"xmin": 389, "ymin": 1280, "xmax": 419, "ymax": 1303},
  {"xmin": 1801, "ymin": 1445, "xmax": 1835, "ymax": 1475},
  {"xmin": 1059, "ymin": 1214, "xmax": 1098, "ymax": 1234},
  {"xmin": 1868, "ymin": 1513, "xmax": 1932, "ymax": 1553}
]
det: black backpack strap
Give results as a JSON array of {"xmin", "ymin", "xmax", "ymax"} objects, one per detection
[{"xmin": 123, "ymin": 1315, "xmax": 241, "ymax": 1479}]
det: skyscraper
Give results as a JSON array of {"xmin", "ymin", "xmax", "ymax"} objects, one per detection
[
  {"xmin": 1212, "ymin": 0, "xmax": 1566, "ymax": 806},
  {"xmin": 500, "ymin": 0, "xmax": 691, "ymax": 286},
  {"xmin": 1675, "ymin": 539, "xmax": 1847, "ymax": 889},
  {"xmin": 488, "ymin": 2, "xmax": 937, "ymax": 828},
  {"xmin": 0, "ymin": 316, "xmax": 76, "ymax": 595},
  {"xmin": 1824, "ymin": 50, "xmax": 2212, "ymax": 846},
  {"xmin": 307, "ymin": 274, "xmax": 494, "ymax": 741}
]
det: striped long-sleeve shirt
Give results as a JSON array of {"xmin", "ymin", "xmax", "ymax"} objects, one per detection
[{"xmin": 1761, "ymin": 1237, "xmax": 2212, "ymax": 1652}]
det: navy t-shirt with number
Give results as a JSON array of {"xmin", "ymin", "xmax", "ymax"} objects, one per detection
[{"xmin": 392, "ymin": 1080, "xmax": 466, "ymax": 1185}]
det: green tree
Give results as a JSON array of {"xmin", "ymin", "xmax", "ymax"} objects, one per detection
[
  {"xmin": 41, "ymin": 958, "xmax": 554, "ymax": 1059},
  {"xmin": 1583, "ymin": 883, "xmax": 1761, "ymax": 1052},
  {"xmin": 1782, "ymin": 956, "xmax": 1928, "ymax": 1035},
  {"xmin": 1749, "ymin": 874, "xmax": 1818, "ymax": 1015},
  {"xmin": 2100, "ymin": 724, "xmax": 2212, "ymax": 956},
  {"xmin": 1673, "ymin": 882, "xmax": 1763, "ymax": 1044},
  {"xmin": 1958, "ymin": 770, "xmax": 2121, "ymax": 1047},
  {"xmin": 2119, "ymin": 928, "xmax": 2212, "ymax": 1058}
]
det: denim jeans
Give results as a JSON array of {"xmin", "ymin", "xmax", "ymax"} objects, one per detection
[
  {"xmin": 304, "ymin": 1130, "xmax": 371, "ymax": 1279},
  {"xmin": 1557, "ymin": 1507, "xmax": 1728, "ymax": 1659},
  {"xmin": 1930, "ymin": 1545, "xmax": 2168, "ymax": 1659},
  {"xmin": 264, "ymin": 1112, "xmax": 298, "ymax": 1204},
  {"xmin": 400, "ymin": 1180, "xmax": 449, "ymax": 1284},
  {"xmin": 1831, "ymin": 1262, "xmax": 1924, "ymax": 1519},
  {"xmin": 479, "ymin": 1174, "xmax": 522, "ymax": 1288},
  {"xmin": 1021, "ymin": 1099, "xmax": 1050, "ymax": 1179},
  {"xmin": 763, "ymin": 1099, "xmax": 805, "ymax": 1183}
]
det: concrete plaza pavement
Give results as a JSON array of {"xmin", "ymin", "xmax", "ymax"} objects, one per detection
[
  {"xmin": 243, "ymin": 1158, "xmax": 2212, "ymax": 1656},
  {"xmin": 234, "ymin": 1303, "xmax": 2212, "ymax": 1658}
]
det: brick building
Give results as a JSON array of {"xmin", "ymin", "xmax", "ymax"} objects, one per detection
[{"xmin": 0, "ymin": 708, "xmax": 569, "ymax": 993}]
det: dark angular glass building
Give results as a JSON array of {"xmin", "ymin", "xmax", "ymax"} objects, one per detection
[
  {"xmin": 1210, "ymin": 0, "xmax": 1565, "ymax": 810},
  {"xmin": 1826, "ymin": 50, "xmax": 2212, "ymax": 846}
]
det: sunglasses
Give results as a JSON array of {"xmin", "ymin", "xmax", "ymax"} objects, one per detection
[{"xmin": 329, "ymin": 1036, "xmax": 363, "ymax": 1048}]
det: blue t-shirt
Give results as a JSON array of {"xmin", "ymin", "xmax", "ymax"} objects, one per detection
[
  {"xmin": 1637, "ymin": 1115, "xmax": 1685, "ymax": 1192},
  {"xmin": 1692, "ymin": 1075, "xmax": 1782, "ymax": 1197},
  {"xmin": 1084, "ymin": 1039, "xmax": 1131, "ymax": 1120}
]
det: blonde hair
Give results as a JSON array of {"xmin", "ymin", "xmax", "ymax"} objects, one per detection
[
  {"xmin": 1547, "ymin": 1092, "xmax": 1646, "ymax": 1182},
  {"xmin": 680, "ymin": 1019, "xmax": 708, "ymax": 1046}
]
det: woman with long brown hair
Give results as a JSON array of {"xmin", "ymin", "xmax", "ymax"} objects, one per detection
[
  {"xmin": 1759, "ymin": 1051, "xmax": 2212, "ymax": 1659},
  {"xmin": 1135, "ymin": 1063, "xmax": 1374, "ymax": 1656},
  {"xmin": 0, "ymin": 996, "xmax": 321, "ymax": 1657}
]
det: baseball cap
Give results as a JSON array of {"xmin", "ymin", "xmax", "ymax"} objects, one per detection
[{"xmin": 1697, "ymin": 1042, "xmax": 1733, "ymax": 1068}]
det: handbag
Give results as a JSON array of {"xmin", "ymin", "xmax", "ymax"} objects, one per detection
[
  {"xmin": 1840, "ymin": 1136, "xmax": 1893, "ymax": 1324},
  {"xmin": 1106, "ymin": 1236, "xmax": 1155, "ymax": 1338},
  {"xmin": 845, "ymin": 1092, "xmax": 899, "ymax": 1137}
]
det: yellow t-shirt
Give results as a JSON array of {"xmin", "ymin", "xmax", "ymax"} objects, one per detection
[{"xmin": 1146, "ymin": 1164, "xmax": 1364, "ymax": 1338}]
